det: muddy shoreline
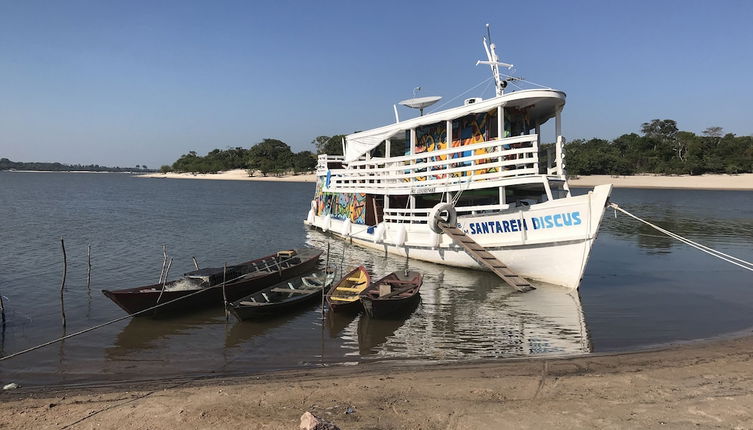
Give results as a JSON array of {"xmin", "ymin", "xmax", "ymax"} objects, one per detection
[{"xmin": 3, "ymin": 330, "xmax": 753, "ymax": 429}]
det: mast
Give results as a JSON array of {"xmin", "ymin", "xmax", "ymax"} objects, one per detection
[{"xmin": 477, "ymin": 24, "xmax": 513, "ymax": 96}]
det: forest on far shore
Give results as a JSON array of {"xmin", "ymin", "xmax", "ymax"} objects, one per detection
[
  {"xmin": 162, "ymin": 119, "xmax": 752, "ymax": 177},
  {"xmin": 561, "ymin": 119, "xmax": 753, "ymax": 176},
  {"xmin": 4, "ymin": 119, "xmax": 749, "ymax": 177}
]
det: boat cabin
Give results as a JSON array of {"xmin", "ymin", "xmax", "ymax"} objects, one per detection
[{"xmin": 313, "ymin": 87, "xmax": 570, "ymax": 229}]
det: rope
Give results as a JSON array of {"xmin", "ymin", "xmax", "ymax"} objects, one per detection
[
  {"xmin": 609, "ymin": 203, "xmax": 753, "ymax": 272},
  {"xmin": 0, "ymin": 253, "xmax": 304, "ymax": 361},
  {"xmin": 425, "ymin": 77, "xmax": 493, "ymax": 114}
]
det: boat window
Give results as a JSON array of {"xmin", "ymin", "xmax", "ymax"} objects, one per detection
[
  {"xmin": 506, "ymin": 184, "xmax": 548, "ymax": 205},
  {"xmin": 414, "ymin": 193, "xmax": 445, "ymax": 209},
  {"xmin": 454, "ymin": 189, "xmax": 499, "ymax": 207},
  {"xmin": 549, "ymin": 183, "xmax": 568, "ymax": 199}
]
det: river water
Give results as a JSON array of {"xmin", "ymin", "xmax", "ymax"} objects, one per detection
[{"xmin": 0, "ymin": 172, "xmax": 752, "ymax": 386}]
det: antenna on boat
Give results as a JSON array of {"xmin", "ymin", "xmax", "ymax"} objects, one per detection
[{"xmin": 477, "ymin": 23, "xmax": 514, "ymax": 96}]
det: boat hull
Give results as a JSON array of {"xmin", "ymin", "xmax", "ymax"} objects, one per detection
[
  {"xmin": 306, "ymin": 184, "xmax": 612, "ymax": 290},
  {"xmin": 229, "ymin": 291, "xmax": 325, "ymax": 320},
  {"xmin": 228, "ymin": 271, "xmax": 334, "ymax": 321},
  {"xmin": 102, "ymin": 248, "xmax": 322, "ymax": 316}
]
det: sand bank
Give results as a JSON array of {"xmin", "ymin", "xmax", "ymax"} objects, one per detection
[
  {"xmin": 2, "ymin": 333, "xmax": 753, "ymax": 429},
  {"xmin": 569, "ymin": 173, "xmax": 753, "ymax": 190},
  {"xmin": 139, "ymin": 170, "xmax": 753, "ymax": 190},
  {"xmin": 138, "ymin": 169, "xmax": 316, "ymax": 182}
]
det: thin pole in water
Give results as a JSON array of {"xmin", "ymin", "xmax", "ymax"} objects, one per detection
[
  {"xmin": 86, "ymin": 244, "xmax": 92, "ymax": 291},
  {"xmin": 0, "ymin": 281, "xmax": 5, "ymax": 327},
  {"xmin": 153, "ymin": 257, "xmax": 173, "ymax": 316},
  {"xmin": 158, "ymin": 245, "xmax": 168, "ymax": 283},
  {"xmin": 60, "ymin": 237, "xmax": 67, "ymax": 329},
  {"xmin": 222, "ymin": 263, "xmax": 229, "ymax": 322},
  {"xmin": 192, "ymin": 256, "xmax": 200, "ymax": 270},
  {"xmin": 222, "ymin": 262, "xmax": 230, "ymax": 323},
  {"xmin": 322, "ymin": 242, "xmax": 330, "ymax": 320},
  {"xmin": 340, "ymin": 243, "xmax": 346, "ymax": 281}
]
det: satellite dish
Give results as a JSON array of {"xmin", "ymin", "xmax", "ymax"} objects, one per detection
[{"xmin": 398, "ymin": 96, "xmax": 442, "ymax": 116}]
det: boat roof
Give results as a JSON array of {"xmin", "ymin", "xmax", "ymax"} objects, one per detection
[{"xmin": 344, "ymin": 88, "xmax": 566, "ymax": 162}]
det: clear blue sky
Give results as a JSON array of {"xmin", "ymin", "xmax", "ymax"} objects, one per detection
[{"xmin": 1, "ymin": 0, "xmax": 751, "ymax": 168}]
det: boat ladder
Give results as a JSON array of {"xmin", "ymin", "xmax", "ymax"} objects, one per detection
[{"xmin": 436, "ymin": 222, "xmax": 535, "ymax": 293}]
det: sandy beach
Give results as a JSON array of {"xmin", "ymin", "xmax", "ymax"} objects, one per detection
[
  {"xmin": 138, "ymin": 170, "xmax": 753, "ymax": 190},
  {"xmin": 569, "ymin": 173, "xmax": 753, "ymax": 190},
  {"xmin": 138, "ymin": 169, "xmax": 317, "ymax": 182},
  {"xmin": 2, "ymin": 333, "xmax": 753, "ymax": 429}
]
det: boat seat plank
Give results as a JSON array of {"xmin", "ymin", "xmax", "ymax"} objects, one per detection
[
  {"xmin": 335, "ymin": 286, "xmax": 365, "ymax": 292},
  {"xmin": 329, "ymin": 296, "xmax": 358, "ymax": 302},
  {"xmin": 269, "ymin": 287, "xmax": 318, "ymax": 294}
]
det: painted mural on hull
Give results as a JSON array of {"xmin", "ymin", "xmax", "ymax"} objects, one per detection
[{"xmin": 314, "ymin": 178, "xmax": 366, "ymax": 224}]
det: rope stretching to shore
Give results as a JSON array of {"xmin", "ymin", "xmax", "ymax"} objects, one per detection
[{"xmin": 609, "ymin": 203, "xmax": 753, "ymax": 272}]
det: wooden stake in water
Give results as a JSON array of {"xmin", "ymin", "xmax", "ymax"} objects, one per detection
[
  {"xmin": 0, "ymin": 283, "xmax": 6, "ymax": 326},
  {"xmin": 158, "ymin": 245, "xmax": 168, "ymax": 283},
  {"xmin": 322, "ymin": 242, "xmax": 330, "ymax": 320},
  {"xmin": 153, "ymin": 257, "xmax": 173, "ymax": 314},
  {"xmin": 222, "ymin": 263, "xmax": 229, "ymax": 322},
  {"xmin": 86, "ymin": 244, "xmax": 92, "ymax": 291},
  {"xmin": 192, "ymin": 256, "xmax": 200, "ymax": 270},
  {"xmin": 60, "ymin": 237, "xmax": 67, "ymax": 328}
]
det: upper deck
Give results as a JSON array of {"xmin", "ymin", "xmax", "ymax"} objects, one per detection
[{"xmin": 318, "ymin": 89, "xmax": 568, "ymax": 196}]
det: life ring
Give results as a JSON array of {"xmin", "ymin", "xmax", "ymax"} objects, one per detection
[{"xmin": 428, "ymin": 202, "xmax": 457, "ymax": 234}]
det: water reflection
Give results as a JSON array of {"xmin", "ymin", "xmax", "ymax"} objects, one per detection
[{"xmin": 306, "ymin": 230, "xmax": 591, "ymax": 360}]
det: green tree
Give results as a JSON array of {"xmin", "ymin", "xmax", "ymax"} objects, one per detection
[
  {"xmin": 292, "ymin": 151, "xmax": 317, "ymax": 173},
  {"xmin": 312, "ymin": 135, "xmax": 346, "ymax": 155},
  {"xmin": 247, "ymin": 138, "xmax": 294, "ymax": 176}
]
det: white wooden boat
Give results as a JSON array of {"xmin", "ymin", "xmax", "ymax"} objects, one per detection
[{"xmin": 305, "ymin": 27, "xmax": 612, "ymax": 290}]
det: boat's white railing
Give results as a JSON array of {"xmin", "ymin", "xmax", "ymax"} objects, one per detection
[
  {"xmin": 383, "ymin": 203, "xmax": 512, "ymax": 224},
  {"xmin": 319, "ymin": 134, "xmax": 539, "ymax": 192}
]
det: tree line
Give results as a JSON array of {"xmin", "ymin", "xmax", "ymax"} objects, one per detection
[
  {"xmin": 163, "ymin": 135, "xmax": 345, "ymax": 176},
  {"xmin": 0, "ymin": 158, "xmax": 151, "ymax": 172},
  {"xmin": 563, "ymin": 120, "xmax": 753, "ymax": 176}
]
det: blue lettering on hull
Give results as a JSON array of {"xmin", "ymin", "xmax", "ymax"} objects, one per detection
[{"xmin": 465, "ymin": 211, "xmax": 583, "ymax": 235}]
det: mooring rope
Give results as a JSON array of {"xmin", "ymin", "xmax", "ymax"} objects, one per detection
[
  {"xmin": 609, "ymin": 203, "xmax": 753, "ymax": 272},
  {"xmin": 0, "ymin": 253, "xmax": 304, "ymax": 361}
]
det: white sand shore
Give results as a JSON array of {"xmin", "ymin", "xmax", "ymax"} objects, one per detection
[
  {"xmin": 137, "ymin": 169, "xmax": 316, "ymax": 182},
  {"xmin": 138, "ymin": 169, "xmax": 753, "ymax": 190},
  {"xmin": 569, "ymin": 173, "xmax": 753, "ymax": 190}
]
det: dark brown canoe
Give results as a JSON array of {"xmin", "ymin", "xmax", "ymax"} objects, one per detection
[
  {"xmin": 326, "ymin": 266, "xmax": 370, "ymax": 314},
  {"xmin": 102, "ymin": 248, "xmax": 322, "ymax": 316},
  {"xmin": 360, "ymin": 270, "xmax": 422, "ymax": 319},
  {"xmin": 227, "ymin": 268, "xmax": 336, "ymax": 321}
]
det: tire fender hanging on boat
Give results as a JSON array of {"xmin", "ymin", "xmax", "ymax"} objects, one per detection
[{"xmin": 429, "ymin": 202, "xmax": 457, "ymax": 234}]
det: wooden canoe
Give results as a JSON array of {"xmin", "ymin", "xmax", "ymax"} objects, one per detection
[
  {"xmin": 102, "ymin": 248, "xmax": 322, "ymax": 317},
  {"xmin": 326, "ymin": 266, "xmax": 370, "ymax": 313},
  {"xmin": 360, "ymin": 270, "xmax": 423, "ymax": 319},
  {"xmin": 227, "ymin": 268, "xmax": 336, "ymax": 320}
]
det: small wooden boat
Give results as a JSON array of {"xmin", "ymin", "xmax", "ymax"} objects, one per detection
[
  {"xmin": 102, "ymin": 248, "xmax": 322, "ymax": 316},
  {"xmin": 360, "ymin": 270, "xmax": 423, "ymax": 319},
  {"xmin": 326, "ymin": 266, "xmax": 370, "ymax": 313},
  {"xmin": 227, "ymin": 267, "xmax": 336, "ymax": 320}
]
